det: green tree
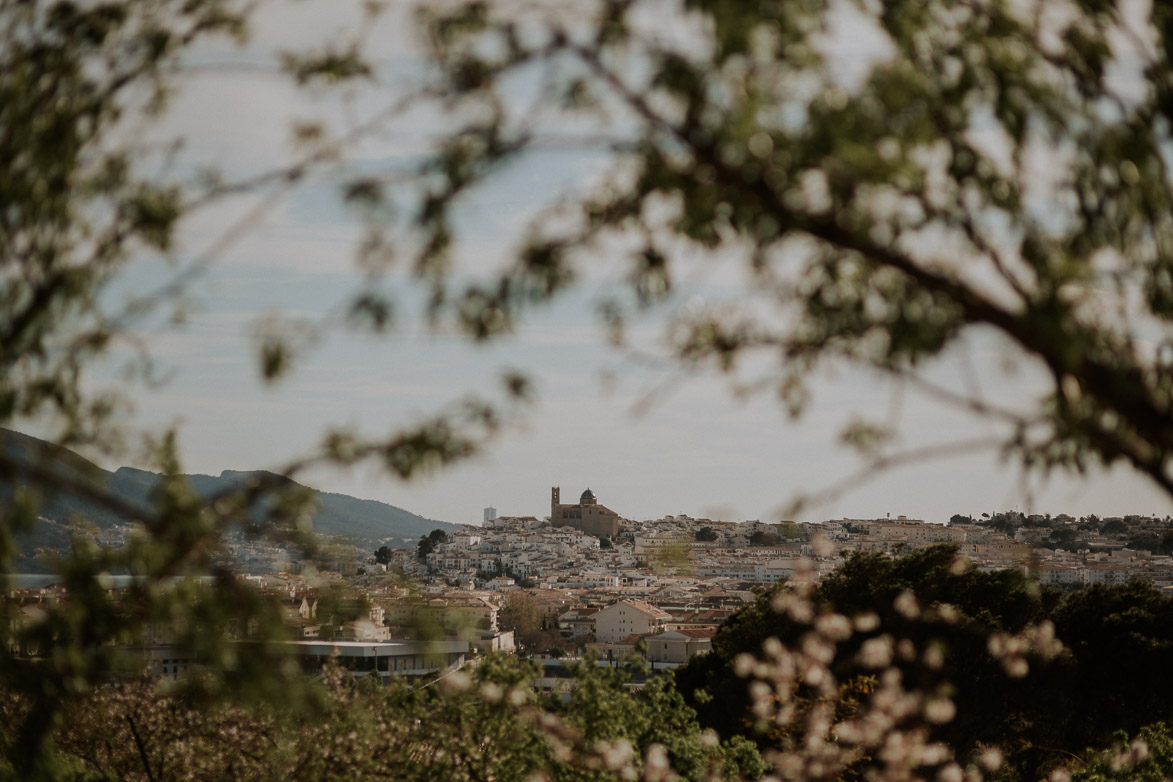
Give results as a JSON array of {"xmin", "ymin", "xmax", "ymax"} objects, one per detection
[
  {"xmin": 3, "ymin": 654, "xmax": 765, "ymax": 782},
  {"xmin": 985, "ymin": 513, "xmax": 1021, "ymax": 536},
  {"xmin": 557, "ymin": 656, "xmax": 767, "ymax": 781},
  {"xmin": 499, "ymin": 591, "xmax": 542, "ymax": 636},
  {"xmin": 1071, "ymin": 722, "xmax": 1173, "ymax": 782},
  {"xmin": 416, "ymin": 535, "xmax": 435, "ymax": 561},
  {"xmin": 0, "ymin": 0, "xmax": 519, "ymax": 773},
  {"xmin": 1102, "ymin": 519, "xmax": 1129, "ymax": 535},
  {"xmin": 748, "ymin": 530, "xmax": 781, "ymax": 547},
  {"xmin": 374, "ymin": 545, "xmax": 393, "ymax": 565},
  {"xmin": 676, "ymin": 545, "xmax": 1173, "ymax": 779},
  {"xmin": 776, "ymin": 521, "xmax": 804, "ymax": 541},
  {"xmin": 1045, "ymin": 527, "xmax": 1082, "ymax": 550},
  {"xmin": 1050, "ymin": 582, "xmax": 1173, "ymax": 748}
]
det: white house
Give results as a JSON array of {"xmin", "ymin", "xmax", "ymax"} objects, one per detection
[
  {"xmin": 645, "ymin": 628, "xmax": 714, "ymax": 663},
  {"xmin": 593, "ymin": 600, "xmax": 671, "ymax": 643}
]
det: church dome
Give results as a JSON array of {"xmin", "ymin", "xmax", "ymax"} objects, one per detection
[{"xmin": 580, "ymin": 488, "xmax": 597, "ymax": 505}]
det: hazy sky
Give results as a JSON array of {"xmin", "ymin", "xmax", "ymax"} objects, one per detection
[{"xmin": 80, "ymin": 0, "xmax": 1172, "ymax": 526}]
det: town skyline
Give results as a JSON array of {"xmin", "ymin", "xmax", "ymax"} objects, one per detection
[{"xmin": 11, "ymin": 418, "xmax": 1165, "ymax": 530}]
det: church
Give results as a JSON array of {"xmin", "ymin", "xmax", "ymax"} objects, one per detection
[{"xmin": 550, "ymin": 486, "xmax": 622, "ymax": 538}]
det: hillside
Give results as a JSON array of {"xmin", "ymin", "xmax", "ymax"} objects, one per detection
[
  {"xmin": 0, "ymin": 429, "xmax": 454, "ymax": 571},
  {"xmin": 104, "ymin": 466, "xmax": 453, "ymax": 543}
]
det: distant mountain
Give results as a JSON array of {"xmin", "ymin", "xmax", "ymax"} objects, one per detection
[
  {"xmin": 104, "ymin": 466, "xmax": 455, "ymax": 543},
  {"xmin": 0, "ymin": 428, "xmax": 455, "ymax": 571}
]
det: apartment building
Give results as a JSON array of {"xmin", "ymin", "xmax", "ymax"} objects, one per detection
[{"xmin": 594, "ymin": 600, "xmax": 671, "ymax": 643}]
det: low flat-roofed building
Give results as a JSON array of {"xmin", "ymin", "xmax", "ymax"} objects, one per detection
[{"xmin": 284, "ymin": 639, "xmax": 468, "ymax": 681}]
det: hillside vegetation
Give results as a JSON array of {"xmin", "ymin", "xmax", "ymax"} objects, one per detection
[{"xmin": 1, "ymin": 429, "xmax": 451, "ymax": 572}]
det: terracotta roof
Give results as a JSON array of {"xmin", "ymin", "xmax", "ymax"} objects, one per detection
[
  {"xmin": 619, "ymin": 632, "xmax": 651, "ymax": 643},
  {"xmin": 621, "ymin": 600, "xmax": 671, "ymax": 618}
]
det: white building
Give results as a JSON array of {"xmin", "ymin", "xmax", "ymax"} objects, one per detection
[
  {"xmin": 594, "ymin": 600, "xmax": 671, "ymax": 643},
  {"xmin": 645, "ymin": 628, "xmax": 714, "ymax": 663}
]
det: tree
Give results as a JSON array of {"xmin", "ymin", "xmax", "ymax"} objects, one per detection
[
  {"xmin": 374, "ymin": 545, "xmax": 393, "ymax": 565},
  {"xmin": 1071, "ymin": 722, "xmax": 1173, "ymax": 782},
  {"xmin": 0, "ymin": 0, "xmax": 518, "ymax": 772},
  {"xmin": 16, "ymin": 655, "xmax": 764, "ymax": 782},
  {"xmin": 748, "ymin": 530, "xmax": 781, "ymax": 547},
  {"xmin": 1044, "ymin": 526, "xmax": 1082, "ymax": 550},
  {"xmin": 694, "ymin": 526, "xmax": 719, "ymax": 542},
  {"xmin": 499, "ymin": 591, "xmax": 542, "ymax": 636},
  {"xmin": 416, "ymin": 535, "xmax": 435, "ymax": 561},
  {"xmin": 675, "ymin": 544, "xmax": 1173, "ymax": 780},
  {"xmin": 776, "ymin": 521, "xmax": 804, "ymax": 541},
  {"xmin": 1102, "ymin": 519, "xmax": 1129, "ymax": 535},
  {"xmin": 985, "ymin": 513, "xmax": 1020, "ymax": 536},
  {"xmin": 1051, "ymin": 581, "xmax": 1173, "ymax": 746}
]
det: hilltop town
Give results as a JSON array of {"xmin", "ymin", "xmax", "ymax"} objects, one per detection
[
  {"xmin": 393, "ymin": 486, "xmax": 1173, "ymax": 596},
  {"xmin": 9, "ymin": 484, "xmax": 1172, "ymax": 685}
]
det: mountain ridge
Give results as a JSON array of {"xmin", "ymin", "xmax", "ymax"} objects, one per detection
[{"xmin": 0, "ymin": 429, "xmax": 455, "ymax": 572}]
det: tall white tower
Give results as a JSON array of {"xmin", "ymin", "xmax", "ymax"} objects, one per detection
[{"xmin": 483, "ymin": 506, "xmax": 497, "ymax": 523}]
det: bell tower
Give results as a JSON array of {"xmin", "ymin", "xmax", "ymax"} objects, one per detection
[{"xmin": 551, "ymin": 486, "xmax": 560, "ymax": 523}]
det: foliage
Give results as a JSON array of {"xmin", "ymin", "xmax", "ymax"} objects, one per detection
[
  {"xmin": 979, "ymin": 512, "xmax": 1025, "ymax": 536},
  {"xmin": 416, "ymin": 528, "xmax": 447, "ymax": 561},
  {"xmin": 679, "ymin": 546, "xmax": 1057, "ymax": 772},
  {"xmin": 1070, "ymin": 722, "xmax": 1173, "ymax": 782},
  {"xmin": 677, "ymin": 544, "xmax": 1173, "ymax": 780},
  {"xmin": 0, "ymin": 432, "xmax": 446, "ymax": 572},
  {"xmin": 1101, "ymin": 519, "xmax": 1128, "ymax": 535},
  {"xmin": 650, "ymin": 538, "xmax": 694, "ymax": 574},
  {"xmin": 0, "ymin": 655, "xmax": 764, "ymax": 782},
  {"xmin": 775, "ymin": 522, "xmax": 805, "ymax": 541},
  {"xmin": 0, "ymin": 437, "xmax": 336, "ymax": 777},
  {"xmin": 499, "ymin": 590, "xmax": 543, "ymax": 634},
  {"xmin": 1050, "ymin": 582, "xmax": 1173, "ymax": 745},
  {"xmin": 0, "ymin": 0, "xmax": 533, "ymax": 766},
  {"xmin": 0, "ymin": 0, "xmax": 515, "ymax": 770},
  {"xmin": 555, "ymin": 656, "xmax": 768, "ymax": 781},
  {"xmin": 748, "ymin": 530, "xmax": 782, "ymax": 547},
  {"xmin": 1041, "ymin": 526, "xmax": 1087, "ymax": 551}
]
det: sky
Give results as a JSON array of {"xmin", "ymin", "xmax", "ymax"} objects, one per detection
[{"xmin": 72, "ymin": 0, "xmax": 1173, "ymax": 527}]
